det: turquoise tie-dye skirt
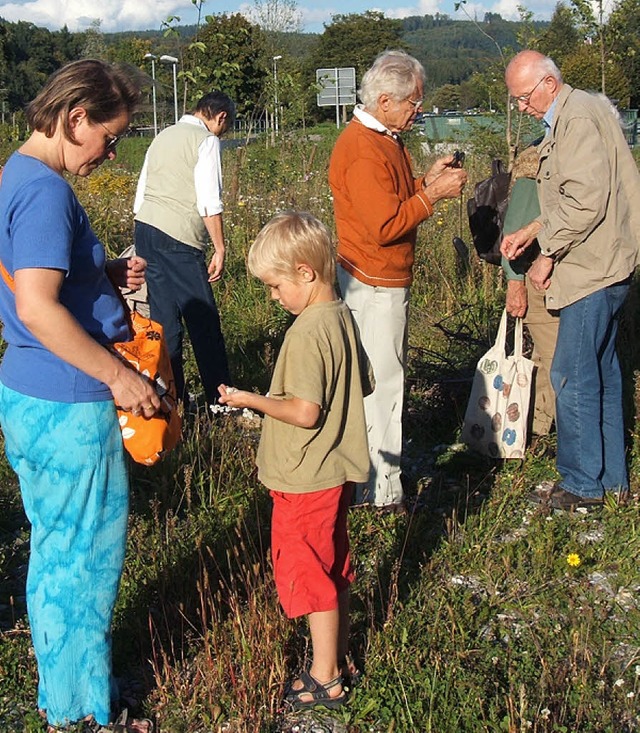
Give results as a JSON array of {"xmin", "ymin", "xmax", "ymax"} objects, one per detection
[{"xmin": 0, "ymin": 382, "xmax": 129, "ymax": 728}]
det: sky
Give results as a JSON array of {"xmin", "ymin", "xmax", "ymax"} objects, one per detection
[{"xmin": 0, "ymin": 0, "xmax": 561, "ymax": 34}]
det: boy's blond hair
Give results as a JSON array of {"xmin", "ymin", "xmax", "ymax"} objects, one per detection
[{"xmin": 248, "ymin": 210, "xmax": 336, "ymax": 283}]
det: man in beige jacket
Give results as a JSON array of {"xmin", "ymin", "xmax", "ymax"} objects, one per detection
[{"xmin": 502, "ymin": 50, "xmax": 640, "ymax": 511}]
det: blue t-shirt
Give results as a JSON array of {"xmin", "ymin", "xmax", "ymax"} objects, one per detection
[{"xmin": 0, "ymin": 152, "xmax": 130, "ymax": 402}]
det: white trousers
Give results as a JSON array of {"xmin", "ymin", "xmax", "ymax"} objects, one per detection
[{"xmin": 337, "ymin": 266, "xmax": 409, "ymax": 506}]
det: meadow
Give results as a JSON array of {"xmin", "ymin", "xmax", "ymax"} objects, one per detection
[{"xmin": 0, "ymin": 124, "xmax": 639, "ymax": 733}]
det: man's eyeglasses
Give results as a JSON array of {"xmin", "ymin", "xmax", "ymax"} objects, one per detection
[
  {"xmin": 406, "ymin": 97, "xmax": 423, "ymax": 111},
  {"xmin": 511, "ymin": 76, "xmax": 548, "ymax": 104},
  {"xmin": 98, "ymin": 120, "xmax": 128, "ymax": 152}
]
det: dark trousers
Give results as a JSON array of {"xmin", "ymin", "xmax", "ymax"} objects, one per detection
[{"xmin": 134, "ymin": 221, "xmax": 230, "ymax": 406}]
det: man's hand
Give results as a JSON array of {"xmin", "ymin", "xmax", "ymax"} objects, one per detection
[
  {"xmin": 208, "ymin": 247, "xmax": 225, "ymax": 282},
  {"xmin": 501, "ymin": 220, "xmax": 542, "ymax": 260},
  {"xmin": 506, "ymin": 279, "xmax": 528, "ymax": 318},
  {"xmin": 424, "ymin": 155, "xmax": 456, "ymax": 184},
  {"xmin": 528, "ymin": 255, "xmax": 554, "ymax": 291},
  {"xmin": 423, "ymin": 166, "xmax": 468, "ymax": 204},
  {"xmin": 106, "ymin": 256, "xmax": 147, "ymax": 291}
]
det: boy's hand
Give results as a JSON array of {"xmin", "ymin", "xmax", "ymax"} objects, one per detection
[{"xmin": 218, "ymin": 383, "xmax": 250, "ymax": 409}]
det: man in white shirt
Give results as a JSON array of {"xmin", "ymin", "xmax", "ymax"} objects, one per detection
[{"xmin": 134, "ymin": 91, "xmax": 235, "ymax": 409}]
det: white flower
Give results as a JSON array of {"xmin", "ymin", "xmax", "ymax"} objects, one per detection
[
  {"xmin": 614, "ymin": 678, "xmax": 625, "ymax": 687},
  {"xmin": 635, "ymin": 665, "xmax": 640, "ymax": 677},
  {"xmin": 627, "ymin": 692, "xmax": 635, "ymax": 699},
  {"xmin": 540, "ymin": 708, "xmax": 551, "ymax": 719}
]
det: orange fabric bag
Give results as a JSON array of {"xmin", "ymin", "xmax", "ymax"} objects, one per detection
[
  {"xmin": 111, "ymin": 309, "xmax": 182, "ymax": 465},
  {"xmin": 0, "ymin": 259, "xmax": 181, "ymax": 466}
]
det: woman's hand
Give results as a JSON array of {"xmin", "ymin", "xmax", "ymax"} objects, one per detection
[
  {"xmin": 15, "ymin": 267, "xmax": 159, "ymax": 416},
  {"xmin": 109, "ymin": 361, "xmax": 161, "ymax": 417}
]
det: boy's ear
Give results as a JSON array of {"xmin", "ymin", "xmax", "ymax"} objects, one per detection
[{"xmin": 296, "ymin": 263, "xmax": 316, "ymax": 282}]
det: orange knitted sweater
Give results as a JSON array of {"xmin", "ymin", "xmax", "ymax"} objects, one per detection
[{"xmin": 329, "ymin": 118, "xmax": 433, "ymax": 288}]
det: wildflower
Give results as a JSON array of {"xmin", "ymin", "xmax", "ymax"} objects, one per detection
[
  {"xmin": 627, "ymin": 692, "xmax": 635, "ymax": 699},
  {"xmin": 614, "ymin": 678, "xmax": 625, "ymax": 687},
  {"xmin": 566, "ymin": 553, "xmax": 581, "ymax": 567},
  {"xmin": 540, "ymin": 708, "xmax": 551, "ymax": 720}
]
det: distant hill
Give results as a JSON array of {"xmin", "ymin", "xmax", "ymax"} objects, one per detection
[
  {"xmin": 400, "ymin": 14, "xmax": 549, "ymax": 88},
  {"xmin": 102, "ymin": 14, "xmax": 549, "ymax": 90}
]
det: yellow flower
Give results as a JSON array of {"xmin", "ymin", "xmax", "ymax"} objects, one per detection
[{"xmin": 567, "ymin": 553, "xmax": 582, "ymax": 567}]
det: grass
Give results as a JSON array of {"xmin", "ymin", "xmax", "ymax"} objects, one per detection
[{"xmin": 0, "ymin": 125, "xmax": 639, "ymax": 732}]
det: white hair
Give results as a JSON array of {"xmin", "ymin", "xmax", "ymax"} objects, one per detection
[
  {"xmin": 506, "ymin": 51, "xmax": 563, "ymax": 84},
  {"xmin": 359, "ymin": 50, "xmax": 426, "ymax": 109},
  {"xmin": 590, "ymin": 92, "xmax": 623, "ymax": 125},
  {"xmin": 538, "ymin": 55, "xmax": 563, "ymax": 83}
]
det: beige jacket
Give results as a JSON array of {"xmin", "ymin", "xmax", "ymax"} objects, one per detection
[{"xmin": 536, "ymin": 85, "xmax": 640, "ymax": 309}]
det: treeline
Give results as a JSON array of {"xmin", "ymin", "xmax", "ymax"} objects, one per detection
[{"xmin": 0, "ymin": 1, "xmax": 638, "ymax": 133}]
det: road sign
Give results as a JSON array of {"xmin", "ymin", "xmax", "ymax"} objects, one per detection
[{"xmin": 316, "ymin": 67, "xmax": 356, "ymax": 127}]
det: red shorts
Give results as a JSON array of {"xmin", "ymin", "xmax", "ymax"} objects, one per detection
[{"xmin": 270, "ymin": 483, "xmax": 355, "ymax": 619}]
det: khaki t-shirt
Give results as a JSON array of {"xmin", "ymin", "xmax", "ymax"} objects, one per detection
[{"xmin": 256, "ymin": 299, "xmax": 373, "ymax": 493}]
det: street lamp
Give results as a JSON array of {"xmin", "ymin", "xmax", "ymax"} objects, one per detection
[
  {"xmin": 272, "ymin": 55, "xmax": 282, "ymax": 135},
  {"xmin": 144, "ymin": 53, "xmax": 158, "ymax": 136},
  {"xmin": 160, "ymin": 55, "xmax": 179, "ymax": 125}
]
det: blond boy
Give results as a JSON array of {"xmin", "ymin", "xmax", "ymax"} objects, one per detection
[{"xmin": 218, "ymin": 211, "xmax": 372, "ymax": 709}]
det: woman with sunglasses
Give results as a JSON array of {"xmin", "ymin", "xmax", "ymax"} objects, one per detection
[{"xmin": 0, "ymin": 60, "xmax": 159, "ymax": 732}]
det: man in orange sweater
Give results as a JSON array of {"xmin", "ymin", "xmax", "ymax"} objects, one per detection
[{"xmin": 329, "ymin": 50, "xmax": 467, "ymax": 510}]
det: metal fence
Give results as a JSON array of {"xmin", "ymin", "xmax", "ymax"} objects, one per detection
[
  {"xmin": 418, "ymin": 110, "xmax": 639, "ymax": 147},
  {"xmin": 620, "ymin": 109, "xmax": 638, "ymax": 147}
]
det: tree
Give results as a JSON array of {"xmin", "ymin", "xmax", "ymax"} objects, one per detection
[
  {"xmin": 537, "ymin": 2, "xmax": 581, "ymax": 67},
  {"xmin": 1, "ymin": 20, "xmax": 58, "ymax": 110},
  {"xmin": 52, "ymin": 25, "xmax": 84, "ymax": 66},
  {"xmin": 247, "ymin": 0, "xmax": 302, "ymax": 34},
  {"xmin": 454, "ymin": 0, "xmax": 517, "ymax": 163},
  {"xmin": 310, "ymin": 11, "xmax": 406, "ymax": 82},
  {"xmin": 107, "ymin": 37, "xmax": 151, "ymax": 66},
  {"xmin": 81, "ymin": 19, "xmax": 107, "ymax": 60},
  {"xmin": 570, "ymin": 0, "xmax": 609, "ymax": 94},
  {"xmin": 183, "ymin": 14, "xmax": 267, "ymax": 114},
  {"xmin": 561, "ymin": 43, "xmax": 630, "ymax": 104},
  {"xmin": 607, "ymin": 0, "xmax": 640, "ymax": 107},
  {"xmin": 431, "ymin": 83, "xmax": 461, "ymax": 110}
]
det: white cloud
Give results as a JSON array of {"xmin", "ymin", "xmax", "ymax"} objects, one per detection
[
  {"xmin": 299, "ymin": 5, "xmax": 336, "ymax": 27},
  {"xmin": 386, "ymin": 0, "xmax": 443, "ymax": 20},
  {"xmin": 0, "ymin": 0, "xmax": 559, "ymax": 34},
  {"xmin": 0, "ymin": 0, "xmax": 195, "ymax": 32},
  {"xmin": 490, "ymin": 0, "xmax": 522, "ymax": 20}
]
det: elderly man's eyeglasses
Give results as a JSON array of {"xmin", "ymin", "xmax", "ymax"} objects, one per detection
[
  {"xmin": 511, "ymin": 76, "xmax": 548, "ymax": 104},
  {"xmin": 98, "ymin": 120, "xmax": 128, "ymax": 151},
  {"xmin": 406, "ymin": 97, "xmax": 423, "ymax": 111}
]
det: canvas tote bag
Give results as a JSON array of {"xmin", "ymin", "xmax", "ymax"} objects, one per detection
[{"xmin": 461, "ymin": 309, "xmax": 534, "ymax": 458}]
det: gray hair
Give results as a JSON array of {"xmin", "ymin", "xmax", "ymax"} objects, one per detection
[{"xmin": 359, "ymin": 50, "xmax": 426, "ymax": 109}]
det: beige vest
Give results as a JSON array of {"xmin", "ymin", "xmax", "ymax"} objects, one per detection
[{"xmin": 135, "ymin": 121, "xmax": 211, "ymax": 250}]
